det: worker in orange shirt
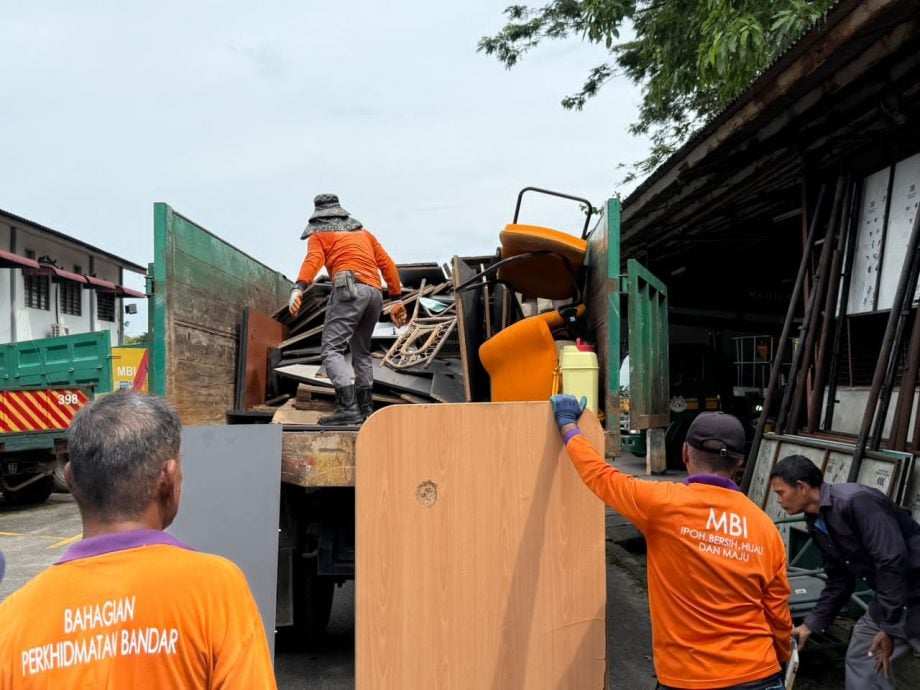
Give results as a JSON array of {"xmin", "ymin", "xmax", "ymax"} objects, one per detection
[
  {"xmin": 0, "ymin": 392, "xmax": 276, "ymax": 689},
  {"xmin": 289, "ymin": 193, "xmax": 407, "ymax": 425},
  {"xmin": 550, "ymin": 395, "xmax": 792, "ymax": 690}
]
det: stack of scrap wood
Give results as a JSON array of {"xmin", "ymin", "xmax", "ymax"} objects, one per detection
[{"xmin": 233, "ymin": 260, "xmax": 499, "ymax": 423}]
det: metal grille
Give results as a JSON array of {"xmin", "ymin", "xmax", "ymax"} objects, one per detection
[
  {"xmin": 61, "ymin": 282, "xmax": 82, "ymax": 316},
  {"xmin": 24, "ymin": 273, "xmax": 49, "ymax": 310},
  {"xmin": 97, "ymin": 292, "xmax": 115, "ymax": 322}
]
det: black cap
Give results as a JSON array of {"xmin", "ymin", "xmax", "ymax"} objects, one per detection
[{"xmin": 686, "ymin": 412, "xmax": 746, "ymax": 460}]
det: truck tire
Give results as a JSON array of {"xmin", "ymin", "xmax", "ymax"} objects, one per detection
[
  {"xmin": 53, "ymin": 456, "xmax": 69, "ymax": 493},
  {"xmin": 3, "ymin": 474, "xmax": 54, "ymax": 506},
  {"xmin": 665, "ymin": 419, "xmax": 690, "ymax": 471}
]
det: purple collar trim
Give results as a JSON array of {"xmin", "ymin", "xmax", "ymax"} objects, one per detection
[
  {"xmin": 55, "ymin": 529, "xmax": 194, "ymax": 565},
  {"xmin": 684, "ymin": 474, "xmax": 740, "ymax": 491}
]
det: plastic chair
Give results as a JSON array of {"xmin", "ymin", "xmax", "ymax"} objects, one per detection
[
  {"xmin": 455, "ymin": 187, "xmax": 593, "ymax": 302},
  {"xmin": 479, "ymin": 306, "xmax": 584, "ymax": 402}
]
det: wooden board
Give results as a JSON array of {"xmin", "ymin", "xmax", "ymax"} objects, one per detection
[
  {"xmin": 430, "ymin": 369, "xmax": 465, "ymax": 403},
  {"xmin": 275, "ymin": 363, "xmax": 333, "ymax": 387},
  {"xmin": 272, "ymin": 400, "xmax": 329, "ymax": 425},
  {"xmin": 355, "ymin": 402, "xmax": 606, "ymax": 689},
  {"xmin": 452, "ymin": 257, "xmax": 490, "ymax": 402},
  {"xmin": 153, "ymin": 204, "xmax": 292, "ymax": 426},
  {"xmin": 371, "ymin": 359, "xmax": 434, "ymax": 397},
  {"xmin": 237, "ymin": 307, "xmax": 289, "ymax": 410},
  {"xmin": 281, "ymin": 429, "xmax": 357, "ymax": 487}
]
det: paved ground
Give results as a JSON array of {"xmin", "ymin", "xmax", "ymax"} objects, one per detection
[
  {"xmin": 0, "ymin": 492, "xmax": 82, "ymax": 600},
  {"xmin": 3, "ymin": 455, "xmax": 916, "ymax": 688}
]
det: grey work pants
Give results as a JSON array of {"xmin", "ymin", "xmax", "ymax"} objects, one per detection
[
  {"xmin": 845, "ymin": 612, "xmax": 920, "ymax": 689},
  {"xmin": 321, "ymin": 282, "xmax": 382, "ymax": 389}
]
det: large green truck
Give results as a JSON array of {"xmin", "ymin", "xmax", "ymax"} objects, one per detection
[
  {"xmin": 0, "ymin": 331, "xmax": 113, "ymax": 505},
  {"xmin": 147, "ymin": 197, "xmax": 670, "ymax": 644}
]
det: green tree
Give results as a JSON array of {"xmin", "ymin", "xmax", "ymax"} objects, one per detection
[
  {"xmin": 124, "ymin": 332, "xmax": 149, "ymax": 346},
  {"xmin": 479, "ymin": 0, "xmax": 835, "ymax": 179}
]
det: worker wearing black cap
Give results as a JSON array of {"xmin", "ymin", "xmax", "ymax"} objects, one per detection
[{"xmin": 551, "ymin": 396, "xmax": 793, "ymax": 690}]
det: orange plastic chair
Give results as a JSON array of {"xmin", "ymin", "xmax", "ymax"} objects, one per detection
[
  {"xmin": 454, "ymin": 187, "xmax": 594, "ymax": 302},
  {"xmin": 479, "ymin": 306, "xmax": 584, "ymax": 402},
  {"xmin": 498, "ymin": 223, "xmax": 588, "ymax": 300}
]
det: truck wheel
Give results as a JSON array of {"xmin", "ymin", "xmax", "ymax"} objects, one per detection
[
  {"xmin": 53, "ymin": 456, "xmax": 69, "ymax": 493},
  {"xmin": 665, "ymin": 419, "xmax": 690, "ymax": 471},
  {"xmin": 3, "ymin": 475, "xmax": 54, "ymax": 506}
]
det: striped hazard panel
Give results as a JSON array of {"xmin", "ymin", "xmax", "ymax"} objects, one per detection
[{"xmin": 0, "ymin": 389, "xmax": 90, "ymax": 433}]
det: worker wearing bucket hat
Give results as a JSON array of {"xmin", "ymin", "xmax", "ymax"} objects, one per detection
[{"xmin": 290, "ymin": 194, "xmax": 407, "ymax": 425}]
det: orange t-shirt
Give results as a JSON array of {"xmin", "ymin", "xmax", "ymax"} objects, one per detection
[
  {"xmin": 0, "ymin": 531, "xmax": 276, "ymax": 690},
  {"xmin": 297, "ymin": 228, "xmax": 401, "ymax": 297},
  {"xmin": 565, "ymin": 434, "xmax": 792, "ymax": 689}
]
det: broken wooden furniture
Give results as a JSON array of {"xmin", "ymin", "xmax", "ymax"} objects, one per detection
[
  {"xmin": 355, "ymin": 402, "xmax": 606, "ymax": 689},
  {"xmin": 383, "ymin": 279, "xmax": 458, "ymax": 370}
]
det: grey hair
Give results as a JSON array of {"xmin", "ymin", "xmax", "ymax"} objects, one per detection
[{"xmin": 68, "ymin": 392, "xmax": 181, "ymax": 521}]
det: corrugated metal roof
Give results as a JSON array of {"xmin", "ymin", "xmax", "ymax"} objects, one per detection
[{"xmin": 0, "ymin": 208, "xmax": 146, "ymax": 274}]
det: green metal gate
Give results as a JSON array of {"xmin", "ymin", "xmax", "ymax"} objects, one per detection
[{"xmin": 626, "ymin": 258, "xmax": 670, "ymax": 429}]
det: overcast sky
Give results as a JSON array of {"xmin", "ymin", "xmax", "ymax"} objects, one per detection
[{"xmin": 0, "ymin": 2, "xmax": 648, "ymax": 334}]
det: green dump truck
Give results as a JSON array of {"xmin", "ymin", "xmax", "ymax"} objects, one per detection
[
  {"xmin": 147, "ymin": 196, "xmax": 670, "ymax": 645},
  {"xmin": 0, "ymin": 331, "xmax": 113, "ymax": 504}
]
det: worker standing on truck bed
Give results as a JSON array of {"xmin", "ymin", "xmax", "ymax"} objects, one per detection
[
  {"xmin": 770, "ymin": 455, "xmax": 920, "ymax": 689},
  {"xmin": 0, "ymin": 392, "xmax": 276, "ymax": 689},
  {"xmin": 289, "ymin": 193, "xmax": 407, "ymax": 425},
  {"xmin": 551, "ymin": 395, "xmax": 792, "ymax": 690}
]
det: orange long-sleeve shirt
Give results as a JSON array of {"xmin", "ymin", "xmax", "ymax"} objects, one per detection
[
  {"xmin": 565, "ymin": 433, "xmax": 792, "ymax": 689},
  {"xmin": 297, "ymin": 228, "xmax": 401, "ymax": 297}
]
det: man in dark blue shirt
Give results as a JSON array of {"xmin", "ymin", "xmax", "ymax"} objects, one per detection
[{"xmin": 770, "ymin": 454, "xmax": 920, "ymax": 689}]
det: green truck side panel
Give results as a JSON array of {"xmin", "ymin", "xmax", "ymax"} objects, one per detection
[
  {"xmin": 0, "ymin": 430, "xmax": 65, "ymax": 453},
  {"xmin": 606, "ymin": 199, "xmax": 621, "ymax": 398},
  {"xmin": 0, "ymin": 331, "xmax": 113, "ymax": 392},
  {"xmin": 149, "ymin": 203, "xmax": 292, "ymax": 424},
  {"xmin": 151, "ymin": 204, "xmax": 170, "ymax": 397},
  {"xmin": 627, "ymin": 258, "xmax": 670, "ymax": 428}
]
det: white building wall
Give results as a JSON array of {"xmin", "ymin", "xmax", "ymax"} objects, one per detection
[
  {"xmin": 0, "ymin": 219, "xmax": 128, "ymax": 345},
  {"xmin": 0, "ymin": 222, "xmax": 12, "ymax": 343},
  {"xmin": 91, "ymin": 256, "xmax": 123, "ymax": 344}
]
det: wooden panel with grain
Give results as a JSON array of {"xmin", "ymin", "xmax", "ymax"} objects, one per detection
[
  {"xmin": 452, "ymin": 257, "xmax": 490, "ymax": 402},
  {"xmin": 160, "ymin": 207, "xmax": 293, "ymax": 425},
  {"xmin": 241, "ymin": 307, "xmax": 289, "ymax": 410},
  {"xmin": 355, "ymin": 402, "xmax": 606, "ymax": 689},
  {"xmin": 281, "ymin": 429, "xmax": 357, "ymax": 487}
]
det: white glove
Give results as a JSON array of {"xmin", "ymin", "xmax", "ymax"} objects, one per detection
[{"xmin": 289, "ymin": 288, "xmax": 303, "ymax": 315}]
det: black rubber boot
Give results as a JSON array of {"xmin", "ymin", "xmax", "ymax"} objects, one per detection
[
  {"xmin": 318, "ymin": 385, "xmax": 364, "ymax": 426},
  {"xmin": 356, "ymin": 387, "xmax": 374, "ymax": 420}
]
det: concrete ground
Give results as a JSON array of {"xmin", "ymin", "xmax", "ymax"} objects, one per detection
[
  {"xmin": 0, "ymin": 492, "xmax": 83, "ymax": 600},
  {"xmin": 3, "ymin": 455, "xmax": 916, "ymax": 689}
]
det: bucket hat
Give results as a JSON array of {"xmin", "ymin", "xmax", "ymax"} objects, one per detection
[{"xmin": 301, "ymin": 193, "xmax": 362, "ymax": 238}]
